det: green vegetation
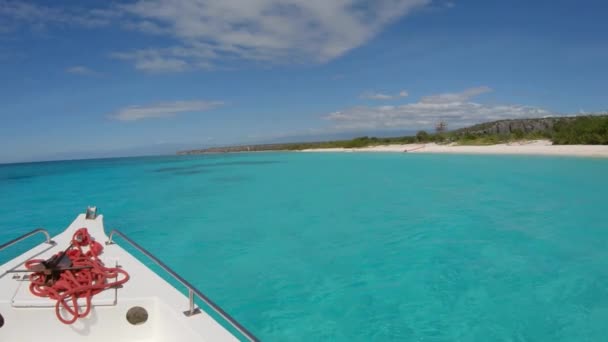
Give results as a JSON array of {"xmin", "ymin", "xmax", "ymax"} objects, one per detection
[
  {"xmin": 416, "ymin": 130, "xmax": 429, "ymax": 142},
  {"xmin": 452, "ymin": 131, "xmax": 551, "ymax": 145},
  {"xmin": 552, "ymin": 115, "xmax": 608, "ymax": 145},
  {"xmin": 178, "ymin": 115, "xmax": 608, "ymax": 154},
  {"xmin": 301, "ymin": 115, "xmax": 608, "ymax": 148},
  {"xmin": 281, "ymin": 136, "xmax": 418, "ymax": 150}
]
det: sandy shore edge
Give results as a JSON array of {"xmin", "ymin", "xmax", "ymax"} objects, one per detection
[{"xmin": 301, "ymin": 140, "xmax": 608, "ymax": 158}]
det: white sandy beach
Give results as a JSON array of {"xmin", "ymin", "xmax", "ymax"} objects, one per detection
[{"xmin": 302, "ymin": 140, "xmax": 608, "ymax": 158}]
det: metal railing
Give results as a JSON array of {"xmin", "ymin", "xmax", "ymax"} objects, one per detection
[
  {"xmin": 106, "ymin": 229, "xmax": 258, "ymax": 342},
  {"xmin": 0, "ymin": 228, "xmax": 55, "ymax": 252}
]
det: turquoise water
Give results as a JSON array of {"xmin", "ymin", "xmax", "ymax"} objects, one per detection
[{"xmin": 2, "ymin": 153, "xmax": 608, "ymax": 341}]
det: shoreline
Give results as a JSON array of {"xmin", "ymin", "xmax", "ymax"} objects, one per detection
[{"xmin": 301, "ymin": 140, "xmax": 608, "ymax": 158}]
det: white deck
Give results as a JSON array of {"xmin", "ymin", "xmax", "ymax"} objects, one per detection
[{"xmin": 0, "ymin": 214, "xmax": 241, "ymax": 341}]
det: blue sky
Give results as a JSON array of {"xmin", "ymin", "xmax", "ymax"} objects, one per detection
[{"xmin": 0, "ymin": 0, "xmax": 607, "ymax": 163}]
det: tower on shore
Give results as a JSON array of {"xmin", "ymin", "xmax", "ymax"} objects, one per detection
[{"xmin": 435, "ymin": 120, "xmax": 448, "ymax": 134}]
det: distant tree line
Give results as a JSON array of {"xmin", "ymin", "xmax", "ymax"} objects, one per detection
[
  {"xmin": 552, "ymin": 115, "xmax": 608, "ymax": 144},
  {"xmin": 343, "ymin": 115, "xmax": 608, "ymax": 146},
  {"xmin": 418, "ymin": 115, "xmax": 608, "ymax": 145},
  {"xmin": 178, "ymin": 115, "xmax": 608, "ymax": 154}
]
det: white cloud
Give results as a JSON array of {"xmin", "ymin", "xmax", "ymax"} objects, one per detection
[
  {"xmin": 110, "ymin": 100, "xmax": 223, "ymax": 121},
  {"xmin": 420, "ymin": 86, "xmax": 492, "ymax": 104},
  {"xmin": 2, "ymin": 1, "xmax": 430, "ymax": 72},
  {"xmin": 110, "ymin": 47, "xmax": 212, "ymax": 73},
  {"xmin": 0, "ymin": 1, "xmax": 65, "ymax": 24},
  {"xmin": 66, "ymin": 65, "xmax": 102, "ymax": 76},
  {"xmin": 115, "ymin": 0, "xmax": 430, "ymax": 71},
  {"xmin": 0, "ymin": 1, "xmax": 115, "ymax": 29},
  {"xmin": 134, "ymin": 57, "xmax": 189, "ymax": 73},
  {"xmin": 326, "ymin": 87, "xmax": 553, "ymax": 130},
  {"xmin": 364, "ymin": 93, "xmax": 394, "ymax": 100},
  {"xmin": 362, "ymin": 89, "xmax": 409, "ymax": 100}
]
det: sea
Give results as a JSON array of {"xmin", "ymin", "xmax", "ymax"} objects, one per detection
[{"xmin": 1, "ymin": 152, "xmax": 608, "ymax": 341}]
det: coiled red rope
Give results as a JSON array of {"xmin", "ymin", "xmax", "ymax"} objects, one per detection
[{"xmin": 25, "ymin": 228, "xmax": 130, "ymax": 324}]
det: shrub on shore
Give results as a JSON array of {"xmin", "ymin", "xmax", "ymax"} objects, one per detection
[{"xmin": 552, "ymin": 116, "xmax": 608, "ymax": 145}]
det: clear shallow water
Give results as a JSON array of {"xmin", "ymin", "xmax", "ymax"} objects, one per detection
[{"xmin": 1, "ymin": 153, "xmax": 608, "ymax": 341}]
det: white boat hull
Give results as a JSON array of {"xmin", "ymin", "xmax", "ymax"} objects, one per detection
[{"xmin": 0, "ymin": 214, "xmax": 245, "ymax": 341}]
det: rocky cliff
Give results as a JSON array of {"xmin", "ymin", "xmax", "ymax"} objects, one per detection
[{"xmin": 456, "ymin": 117, "xmax": 576, "ymax": 135}]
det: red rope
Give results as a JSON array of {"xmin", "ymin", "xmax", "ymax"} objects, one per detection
[{"xmin": 25, "ymin": 228, "xmax": 130, "ymax": 324}]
